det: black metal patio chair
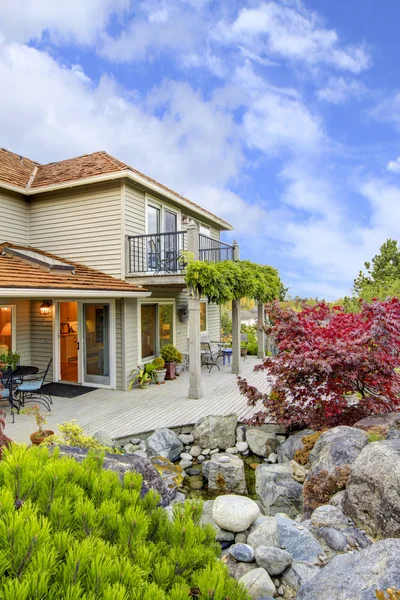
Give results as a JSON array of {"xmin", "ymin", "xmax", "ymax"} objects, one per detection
[{"xmin": 14, "ymin": 359, "xmax": 53, "ymax": 411}]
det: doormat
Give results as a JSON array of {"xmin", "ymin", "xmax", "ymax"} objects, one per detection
[{"xmin": 43, "ymin": 383, "xmax": 98, "ymax": 398}]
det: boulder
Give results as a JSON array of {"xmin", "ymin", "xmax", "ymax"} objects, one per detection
[
  {"xmin": 277, "ymin": 429, "xmax": 315, "ymax": 463},
  {"xmin": 329, "ymin": 490, "xmax": 346, "ymax": 511},
  {"xmin": 246, "ymin": 428, "xmax": 279, "ymax": 457},
  {"xmin": 123, "ymin": 443, "xmax": 137, "ymax": 454},
  {"xmin": 239, "ymin": 568, "xmax": 276, "ymax": 599},
  {"xmin": 203, "ymin": 453, "xmax": 247, "ymax": 495},
  {"xmin": 200, "ymin": 500, "xmax": 234, "ymax": 542},
  {"xmin": 247, "ymin": 516, "xmax": 279, "ymax": 549},
  {"xmin": 229, "ymin": 543, "xmax": 255, "ymax": 563},
  {"xmin": 343, "ymin": 439, "xmax": 400, "ymax": 537},
  {"xmin": 178, "ymin": 433, "xmax": 194, "ymax": 444},
  {"xmin": 276, "ymin": 515, "xmax": 324, "ymax": 565},
  {"xmin": 304, "ymin": 426, "xmax": 368, "ymax": 513},
  {"xmin": 353, "ymin": 411, "xmax": 400, "ymax": 435},
  {"xmin": 145, "ymin": 428, "xmax": 183, "ymax": 461},
  {"xmin": 310, "ymin": 505, "xmax": 348, "ymax": 529},
  {"xmin": 290, "ymin": 459, "xmax": 309, "ymax": 483},
  {"xmin": 281, "ymin": 562, "xmax": 320, "ymax": 594},
  {"xmin": 92, "ymin": 430, "xmax": 114, "ymax": 447},
  {"xmin": 296, "ymin": 539, "xmax": 400, "ymax": 600},
  {"xmin": 58, "ymin": 446, "xmax": 172, "ymax": 505},
  {"xmin": 256, "ymin": 464, "xmax": 303, "ymax": 517},
  {"xmin": 308, "ymin": 504, "xmax": 370, "ymax": 552},
  {"xmin": 192, "ymin": 414, "xmax": 238, "ymax": 450},
  {"xmin": 233, "ymin": 562, "xmax": 258, "ymax": 580},
  {"xmin": 213, "ymin": 495, "xmax": 260, "ymax": 533},
  {"xmin": 387, "ymin": 428, "xmax": 400, "ymax": 440},
  {"xmin": 315, "ymin": 527, "xmax": 347, "ymax": 551},
  {"xmin": 254, "ymin": 546, "xmax": 292, "ymax": 575},
  {"xmin": 236, "ymin": 425, "xmax": 246, "ymax": 442}
]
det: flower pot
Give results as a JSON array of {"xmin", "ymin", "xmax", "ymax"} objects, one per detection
[
  {"xmin": 175, "ymin": 363, "xmax": 184, "ymax": 376},
  {"xmin": 139, "ymin": 381, "xmax": 151, "ymax": 389},
  {"xmin": 165, "ymin": 362, "xmax": 176, "ymax": 380},
  {"xmin": 30, "ymin": 430, "xmax": 54, "ymax": 446},
  {"xmin": 154, "ymin": 369, "xmax": 167, "ymax": 384}
]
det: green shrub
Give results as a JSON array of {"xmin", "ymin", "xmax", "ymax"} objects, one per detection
[
  {"xmin": 0, "ymin": 444, "xmax": 249, "ymax": 600},
  {"xmin": 160, "ymin": 344, "xmax": 180, "ymax": 364},
  {"xmin": 152, "ymin": 357, "xmax": 165, "ymax": 370}
]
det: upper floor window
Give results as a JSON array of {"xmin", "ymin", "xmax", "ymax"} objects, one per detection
[
  {"xmin": 0, "ymin": 306, "xmax": 14, "ymax": 353},
  {"xmin": 147, "ymin": 202, "xmax": 178, "ymax": 234}
]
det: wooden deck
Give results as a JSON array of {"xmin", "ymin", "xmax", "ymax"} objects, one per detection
[{"xmin": 4, "ymin": 357, "xmax": 273, "ymax": 444}]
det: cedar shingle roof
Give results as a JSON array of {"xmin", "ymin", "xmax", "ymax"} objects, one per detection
[
  {"xmin": 0, "ymin": 148, "xmax": 232, "ymax": 229},
  {"xmin": 0, "ymin": 243, "xmax": 145, "ymax": 294}
]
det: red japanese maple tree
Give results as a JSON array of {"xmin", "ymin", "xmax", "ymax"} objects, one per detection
[{"xmin": 238, "ymin": 299, "xmax": 400, "ymax": 429}]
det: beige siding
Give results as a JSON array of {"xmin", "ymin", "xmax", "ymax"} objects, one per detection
[
  {"xmin": 206, "ymin": 302, "xmax": 221, "ymax": 342},
  {"xmin": 125, "ymin": 182, "xmax": 146, "ymax": 236},
  {"xmin": 0, "ymin": 190, "xmax": 29, "ymax": 245},
  {"xmin": 30, "ymin": 300, "xmax": 53, "ymax": 381},
  {"xmin": 29, "ymin": 182, "xmax": 123, "ymax": 277}
]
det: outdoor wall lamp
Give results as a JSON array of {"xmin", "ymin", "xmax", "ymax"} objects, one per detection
[{"xmin": 39, "ymin": 301, "xmax": 52, "ymax": 315}]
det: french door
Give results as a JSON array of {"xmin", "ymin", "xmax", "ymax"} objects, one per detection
[{"xmin": 82, "ymin": 303, "xmax": 111, "ymax": 386}]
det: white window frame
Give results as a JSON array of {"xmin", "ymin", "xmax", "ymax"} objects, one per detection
[
  {"xmin": 138, "ymin": 298, "xmax": 176, "ymax": 363},
  {"xmin": 199, "ymin": 223, "xmax": 211, "ymax": 237},
  {"xmin": 145, "ymin": 194, "xmax": 181, "ymax": 234},
  {"xmin": 0, "ymin": 305, "xmax": 16, "ymax": 352}
]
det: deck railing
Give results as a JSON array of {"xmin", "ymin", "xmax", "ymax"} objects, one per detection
[
  {"xmin": 198, "ymin": 234, "xmax": 234, "ymax": 263},
  {"xmin": 128, "ymin": 231, "xmax": 187, "ymax": 274},
  {"xmin": 127, "ymin": 231, "xmax": 234, "ymax": 274}
]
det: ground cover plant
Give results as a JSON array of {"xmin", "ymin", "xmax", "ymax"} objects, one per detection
[
  {"xmin": 238, "ymin": 298, "xmax": 400, "ymax": 429},
  {"xmin": 0, "ymin": 444, "xmax": 249, "ymax": 600}
]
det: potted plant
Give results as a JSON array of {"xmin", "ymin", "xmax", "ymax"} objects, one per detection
[
  {"xmin": 160, "ymin": 344, "xmax": 180, "ymax": 380},
  {"xmin": 175, "ymin": 351, "xmax": 184, "ymax": 376},
  {"xmin": 21, "ymin": 405, "xmax": 53, "ymax": 446},
  {"xmin": 0, "ymin": 350, "xmax": 20, "ymax": 373},
  {"xmin": 151, "ymin": 356, "xmax": 167, "ymax": 384},
  {"xmin": 128, "ymin": 363, "xmax": 156, "ymax": 390}
]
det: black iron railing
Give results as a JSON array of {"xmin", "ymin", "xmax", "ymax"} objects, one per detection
[
  {"xmin": 128, "ymin": 231, "xmax": 187, "ymax": 274},
  {"xmin": 199, "ymin": 234, "xmax": 234, "ymax": 262}
]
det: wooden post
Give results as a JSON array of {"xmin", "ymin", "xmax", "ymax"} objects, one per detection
[
  {"xmin": 231, "ymin": 298, "xmax": 241, "ymax": 375},
  {"xmin": 257, "ymin": 303, "xmax": 265, "ymax": 360},
  {"xmin": 187, "ymin": 220, "xmax": 199, "ymax": 260},
  {"xmin": 232, "ymin": 239, "xmax": 240, "ymax": 261},
  {"xmin": 188, "ymin": 293, "xmax": 203, "ymax": 399}
]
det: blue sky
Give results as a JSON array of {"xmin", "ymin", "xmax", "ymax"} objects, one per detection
[{"xmin": 1, "ymin": 0, "xmax": 400, "ymax": 299}]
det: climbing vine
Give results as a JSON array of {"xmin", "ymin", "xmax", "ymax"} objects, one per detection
[{"xmin": 184, "ymin": 258, "xmax": 282, "ymax": 304}]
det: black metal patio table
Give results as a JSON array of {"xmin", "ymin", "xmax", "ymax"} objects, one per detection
[{"xmin": 1, "ymin": 366, "xmax": 39, "ymax": 422}]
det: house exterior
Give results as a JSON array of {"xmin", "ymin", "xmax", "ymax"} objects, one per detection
[{"xmin": 0, "ymin": 148, "xmax": 235, "ymax": 391}]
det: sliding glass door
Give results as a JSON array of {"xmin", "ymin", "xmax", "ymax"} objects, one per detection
[
  {"xmin": 141, "ymin": 303, "xmax": 174, "ymax": 360},
  {"xmin": 83, "ymin": 304, "xmax": 110, "ymax": 385}
]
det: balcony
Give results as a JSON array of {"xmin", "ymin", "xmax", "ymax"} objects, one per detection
[{"xmin": 127, "ymin": 230, "xmax": 235, "ymax": 283}]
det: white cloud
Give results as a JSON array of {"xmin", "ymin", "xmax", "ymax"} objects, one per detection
[
  {"xmin": 317, "ymin": 76, "xmax": 366, "ymax": 104},
  {"xmin": 371, "ymin": 91, "xmax": 400, "ymax": 129},
  {"xmin": 0, "ymin": 0, "xmax": 129, "ymax": 45},
  {"xmin": 387, "ymin": 157, "xmax": 400, "ymax": 173},
  {"xmin": 216, "ymin": 1, "xmax": 370, "ymax": 74}
]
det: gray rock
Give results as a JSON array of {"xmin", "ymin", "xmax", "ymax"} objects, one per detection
[
  {"xmin": 180, "ymin": 452, "xmax": 193, "ymax": 461},
  {"xmin": 234, "ymin": 562, "xmax": 257, "ymax": 580},
  {"xmin": 247, "ymin": 517, "xmax": 279, "ymax": 549},
  {"xmin": 205, "ymin": 453, "xmax": 247, "ymax": 494},
  {"xmin": 229, "ymin": 543, "xmax": 255, "ymax": 563},
  {"xmin": 202, "ymin": 448, "xmax": 211, "ymax": 455},
  {"xmin": 133, "ymin": 450, "xmax": 148, "ymax": 458},
  {"xmin": 236, "ymin": 441, "xmax": 248, "ymax": 453},
  {"xmin": 185, "ymin": 467, "xmax": 201, "ymax": 476},
  {"xmin": 353, "ymin": 411, "xmax": 400, "ymax": 435},
  {"xmin": 213, "ymin": 495, "xmax": 260, "ymax": 533},
  {"xmin": 310, "ymin": 505, "xmax": 348, "ymax": 529},
  {"xmin": 236, "ymin": 425, "xmax": 246, "ymax": 443},
  {"xmin": 200, "ymin": 500, "xmax": 234, "ymax": 542},
  {"xmin": 210, "ymin": 448, "xmax": 219, "ymax": 455},
  {"xmin": 145, "ymin": 428, "xmax": 183, "ymax": 461},
  {"xmin": 218, "ymin": 455, "xmax": 230, "ymax": 463},
  {"xmin": 190, "ymin": 445, "xmax": 202, "ymax": 457},
  {"xmin": 179, "ymin": 459, "xmax": 192, "ymax": 469},
  {"xmin": 254, "ymin": 546, "xmax": 292, "ymax": 575},
  {"xmin": 130, "ymin": 437, "xmax": 142, "ymax": 445},
  {"xmin": 178, "ymin": 433, "xmax": 194, "ymax": 444},
  {"xmin": 256, "ymin": 464, "xmax": 303, "ymax": 517},
  {"xmin": 316, "ymin": 527, "xmax": 347, "ymax": 551},
  {"xmin": 277, "ymin": 429, "xmax": 314, "ymax": 464},
  {"xmin": 329, "ymin": 490, "xmax": 346, "ymax": 511},
  {"xmin": 268, "ymin": 452, "xmax": 278, "ymax": 464},
  {"xmin": 192, "ymin": 414, "xmax": 238, "ymax": 450},
  {"xmin": 296, "ymin": 539, "xmax": 400, "ymax": 600},
  {"xmin": 281, "ymin": 562, "xmax": 320, "ymax": 593},
  {"xmin": 226, "ymin": 446, "xmax": 239, "ymax": 454},
  {"xmin": 123, "ymin": 443, "xmax": 137, "ymax": 454},
  {"xmin": 246, "ymin": 428, "xmax": 280, "ymax": 457},
  {"xmin": 58, "ymin": 446, "xmax": 172, "ymax": 505},
  {"xmin": 387, "ymin": 428, "xmax": 400, "ymax": 440},
  {"xmin": 343, "ymin": 439, "xmax": 400, "ymax": 537},
  {"xmin": 92, "ymin": 430, "xmax": 114, "ymax": 447},
  {"xmin": 235, "ymin": 531, "xmax": 248, "ymax": 544},
  {"xmin": 197, "ymin": 455, "xmax": 205, "ymax": 463},
  {"xmin": 276, "ymin": 515, "xmax": 324, "ymax": 565},
  {"xmin": 239, "ymin": 568, "xmax": 276, "ymax": 599}
]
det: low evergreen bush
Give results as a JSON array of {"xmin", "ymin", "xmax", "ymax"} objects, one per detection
[{"xmin": 0, "ymin": 445, "xmax": 249, "ymax": 600}]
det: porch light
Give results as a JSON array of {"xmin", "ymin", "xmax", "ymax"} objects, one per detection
[{"xmin": 39, "ymin": 301, "xmax": 52, "ymax": 315}]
